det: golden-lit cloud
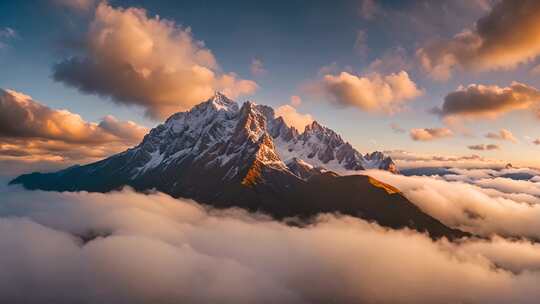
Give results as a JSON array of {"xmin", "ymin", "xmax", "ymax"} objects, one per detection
[
  {"xmin": 275, "ymin": 104, "xmax": 314, "ymax": 131},
  {"xmin": 274, "ymin": 95, "xmax": 313, "ymax": 131},
  {"xmin": 289, "ymin": 95, "xmax": 302, "ymax": 107},
  {"xmin": 53, "ymin": 3, "xmax": 257, "ymax": 119},
  {"xmin": 0, "ymin": 89, "xmax": 147, "ymax": 144},
  {"xmin": 485, "ymin": 129, "xmax": 517, "ymax": 143},
  {"xmin": 1, "ymin": 186, "xmax": 540, "ymax": 303},
  {"xmin": 316, "ymin": 71, "xmax": 423, "ymax": 113},
  {"xmin": 368, "ymin": 169, "xmax": 540, "ymax": 239},
  {"xmin": 0, "ymin": 89, "xmax": 147, "ymax": 163},
  {"xmin": 434, "ymin": 82, "xmax": 540, "ymax": 120},
  {"xmin": 0, "ymin": 138, "xmax": 130, "ymax": 163},
  {"xmin": 468, "ymin": 144, "xmax": 500, "ymax": 151},
  {"xmin": 417, "ymin": 0, "xmax": 540, "ymax": 80},
  {"xmin": 410, "ymin": 127, "xmax": 453, "ymax": 141}
]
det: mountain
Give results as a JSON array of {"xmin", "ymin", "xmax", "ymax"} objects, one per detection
[{"xmin": 11, "ymin": 93, "xmax": 467, "ymax": 239}]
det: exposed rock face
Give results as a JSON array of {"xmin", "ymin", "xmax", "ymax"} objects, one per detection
[
  {"xmin": 11, "ymin": 93, "xmax": 467, "ymax": 239},
  {"xmin": 364, "ymin": 151, "xmax": 399, "ymax": 173},
  {"xmin": 285, "ymin": 158, "xmax": 327, "ymax": 180}
]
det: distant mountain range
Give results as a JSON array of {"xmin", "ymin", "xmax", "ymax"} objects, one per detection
[{"xmin": 11, "ymin": 93, "xmax": 467, "ymax": 239}]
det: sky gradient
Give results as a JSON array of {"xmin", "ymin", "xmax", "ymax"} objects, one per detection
[{"xmin": 2, "ymin": 0, "xmax": 540, "ymax": 170}]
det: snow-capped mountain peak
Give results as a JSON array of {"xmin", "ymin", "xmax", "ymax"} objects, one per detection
[
  {"xmin": 150, "ymin": 95, "xmax": 397, "ymax": 177},
  {"xmin": 48, "ymin": 94, "xmax": 396, "ymax": 184},
  {"xmin": 274, "ymin": 118, "xmax": 397, "ymax": 174},
  {"xmin": 208, "ymin": 91, "xmax": 238, "ymax": 111}
]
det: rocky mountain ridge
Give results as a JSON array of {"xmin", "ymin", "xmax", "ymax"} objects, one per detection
[{"xmin": 11, "ymin": 93, "xmax": 468, "ymax": 240}]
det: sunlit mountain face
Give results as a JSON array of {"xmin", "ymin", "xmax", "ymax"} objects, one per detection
[{"xmin": 2, "ymin": 0, "xmax": 540, "ymax": 303}]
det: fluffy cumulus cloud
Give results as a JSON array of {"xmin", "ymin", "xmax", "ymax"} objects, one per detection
[
  {"xmin": 1, "ymin": 185, "xmax": 540, "ymax": 303},
  {"xmin": 53, "ymin": 3, "xmax": 257, "ymax": 119},
  {"xmin": 275, "ymin": 105, "xmax": 313, "ymax": 132},
  {"xmin": 434, "ymin": 82, "xmax": 540, "ymax": 120},
  {"xmin": 468, "ymin": 144, "xmax": 500, "ymax": 151},
  {"xmin": 410, "ymin": 127, "xmax": 453, "ymax": 141},
  {"xmin": 0, "ymin": 89, "xmax": 147, "ymax": 163},
  {"xmin": 317, "ymin": 71, "xmax": 423, "ymax": 113},
  {"xmin": 417, "ymin": 0, "xmax": 540, "ymax": 80},
  {"xmin": 274, "ymin": 95, "xmax": 313, "ymax": 131},
  {"xmin": 486, "ymin": 129, "xmax": 517, "ymax": 143},
  {"xmin": 0, "ymin": 89, "xmax": 146, "ymax": 144}
]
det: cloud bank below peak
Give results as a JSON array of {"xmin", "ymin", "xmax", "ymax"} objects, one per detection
[
  {"xmin": 368, "ymin": 169, "xmax": 540, "ymax": 240},
  {"xmin": 52, "ymin": 2, "xmax": 257, "ymax": 119},
  {"xmin": 1, "ymin": 185, "xmax": 540, "ymax": 303}
]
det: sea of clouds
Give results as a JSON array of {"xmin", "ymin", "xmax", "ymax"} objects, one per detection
[
  {"xmin": 368, "ymin": 167, "xmax": 540, "ymax": 240},
  {"xmin": 1, "ymin": 167, "xmax": 540, "ymax": 303}
]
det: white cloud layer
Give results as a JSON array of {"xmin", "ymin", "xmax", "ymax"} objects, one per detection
[
  {"xmin": 0, "ymin": 185, "xmax": 540, "ymax": 303},
  {"xmin": 368, "ymin": 169, "xmax": 540, "ymax": 240}
]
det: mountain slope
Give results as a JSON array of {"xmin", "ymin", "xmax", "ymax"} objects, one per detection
[{"xmin": 11, "ymin": 93, "xmax": 467, "ymax": 239}]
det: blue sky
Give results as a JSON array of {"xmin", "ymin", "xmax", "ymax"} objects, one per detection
[{"xmin": 2, "ymin": 0, "xmax": 540, "ymax": 167}]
